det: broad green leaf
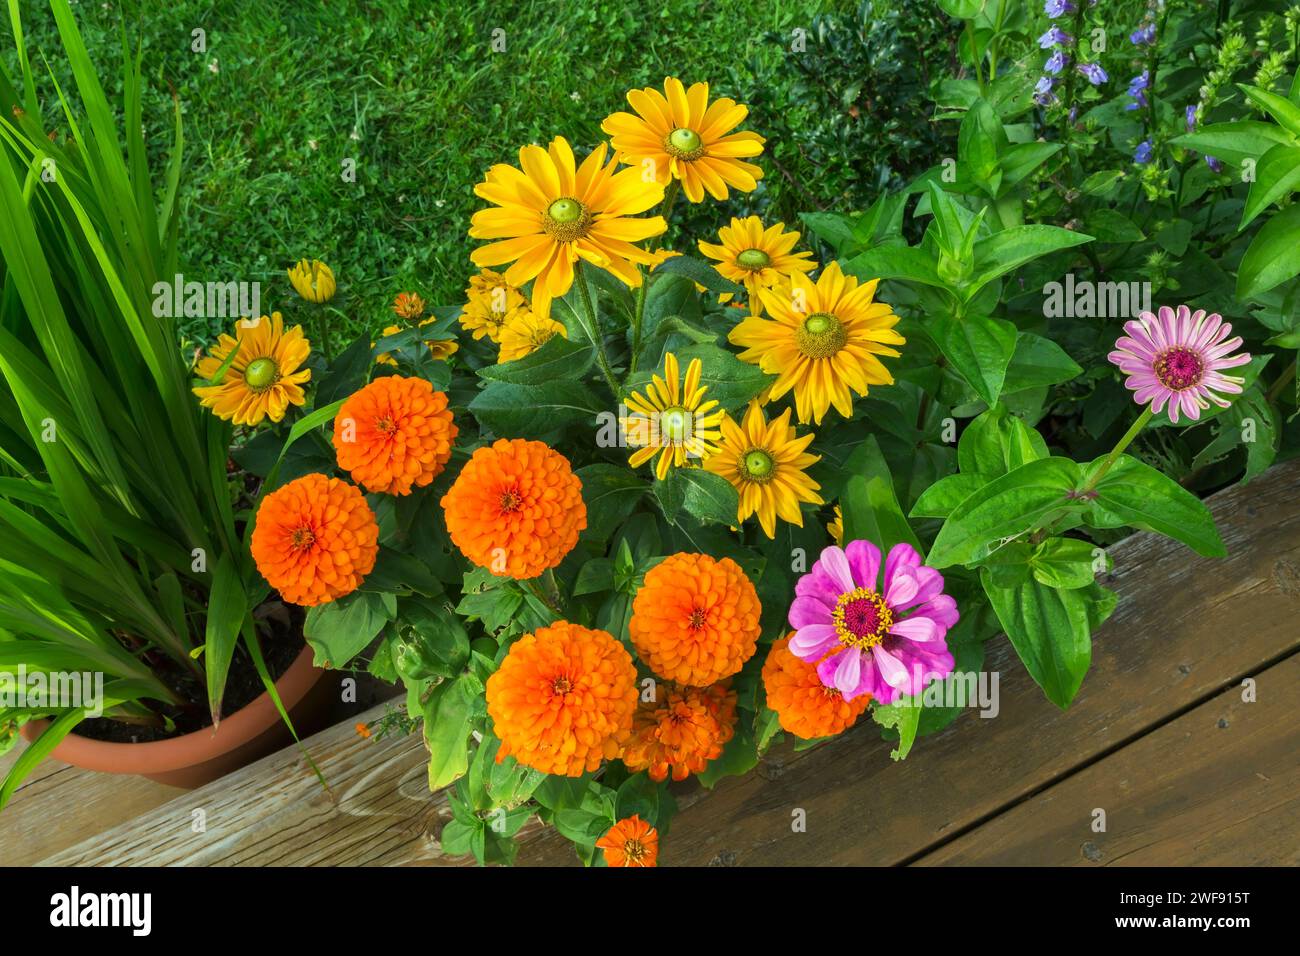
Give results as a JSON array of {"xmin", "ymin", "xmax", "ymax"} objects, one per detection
[
  {"xmin": 982, "ymin": 571, "xmax": 1093, "ymax": 709},
  {"xmin": 1237, "ymin": 204, "xmax": 1300, "ymax": 300},
  {"xmin": 957, "ymin": 404, "xmax": 1048, "ymax": 477},
  {"xmin": 840, "ymin": 435, "xmax": 922, "ymax": 552},
  {"xmin": 477, "ymin": 335, "xmax": 595, "ymax": 385},
  {"xmin": 1172, "ymin": 121, "xmax": 1296, "ymax": 167},
  {"xmin": 927, "ymin": 457, "xmax": 1084, "ymax": 568},
  {"xmin": 468, "ymin": 379, "xmax": 603, "ymax": 437},
  {"xmin": 574, "ymin": 464, "xmax": 648, "ymax": 540},
  {"xmin": 929, "ymin": 313, "xmax": 1018, "ymax": 406},
  {"xmin": 910, "ymin": 473, "xmax": 989, "ymax": 519},
  {"xmin": 1085, "ymin": 454, "xmax": 1225, "ymax": 557},
  {"xmin": 1001, "ymin": 332, "xmax": 1083, "ymax": 392},
  {"xmin": 871, "ymin": 696, "xmax": 923, "ymax": 760},
  {"xmin": 843, "ymin": 245, "xmax": 946, "ymax": 289},
  {"xmin": 303, "ymin": 590, "xmax": 394, "ymax": 667},
  {"xmin": 1240, "ymin": 144, "xmax": 1300, "ymax": 229},
  {"xmin": 1030, "ymin": 537, "xmax": 1099, "ymax": 589},
  {"xmin": 424, "ymin": 677, "xmax": 475, "ymax": 790},
  {"xmin": 969, "ymin": 226, "xmax": 1094, "ymax": 294},
  {"xmin": 1238, "ymin": 83, "xmax": 1300, "ymax": 137},
  {"xmin": 1084, "ymin": 209, "xmax": 1145, "ymax": 242},
  {"xmin": 677, "ymin": 468, "xmax": 740, "ymax": 526}
]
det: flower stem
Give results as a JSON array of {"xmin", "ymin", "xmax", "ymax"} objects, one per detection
[
  {"xmin": 314, "ymin": 310, "xmax": 331, "ymax": 364},
  {"xmin": 521, "ymin": 577, "xmax": 563, "ymax": 617},
  {"xmin": 573, "ymin": 261, "xmax": 622, "ymax": 398},
  {"xmin": 1084, "ymin": 406, "xmax": 1154, "ymax": 492}
]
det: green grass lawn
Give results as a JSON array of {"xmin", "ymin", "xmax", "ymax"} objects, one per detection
[{"xmin": 7, "ymin": 0, "xmax": 952, "ymax": 345}]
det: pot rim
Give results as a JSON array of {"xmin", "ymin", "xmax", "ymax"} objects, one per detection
[{"xmin": 20, "ymin": 644, "xmax": 322, "ymax": 775}]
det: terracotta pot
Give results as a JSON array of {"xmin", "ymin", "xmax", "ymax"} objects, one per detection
[{"xmin": 21, "ymin": 645, "xmax": 333, "ymax": 789}]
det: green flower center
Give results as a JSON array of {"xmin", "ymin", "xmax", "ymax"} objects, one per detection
[
  {"xmin": 665, "ymin": 127, "xmax": 705, "ymax": 160},
  {"xmin": 243, "ymin": 357, "xmax": 279, "ymax": 391},
  {"xmin": 659, "ymin": 406, "xmax": 691, "ymax": 443},
  {"xmin": 741, "ymin": 448, "xmax": 775, "ymax": 482},
  {"xmin": 736, "ymin": 248, "xmax": 771, "ymax": 270},
  {"xmin": 796, "ymin": 312, "xmax": 847, "ymax": 359},
  {"xmin": 543, "ymin": 197, "xmax": 591, "ymax": 242}
]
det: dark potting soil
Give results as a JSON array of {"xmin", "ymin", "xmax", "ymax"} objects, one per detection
[{"xmin": 74, "ymin": 601, "xmax": 305, "ymax": 744}]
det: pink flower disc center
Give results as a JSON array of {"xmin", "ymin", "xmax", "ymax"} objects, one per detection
[
  {"xmin": 831, "ymin": 587, "xmax": 894, "ymax": 649},
  {"xmin": 1153, "ymin": 346, "xmax": 1205, "ymax": 391}
]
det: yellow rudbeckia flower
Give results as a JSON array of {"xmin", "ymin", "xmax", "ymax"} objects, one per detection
[
  {"xmin": 287, "ymin": 259, "xmax": 336, "ymax": 303},
  {"xmin": 193, "ymin": 313, "xmax": 311, "ymax": 426}
]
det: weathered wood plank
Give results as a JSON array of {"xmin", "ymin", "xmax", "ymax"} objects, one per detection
[
  {"xmin": 32, "ymin": 458, "xmax": 1300, "ymax": 866},
  {"xmin": 915, "ymin": 654, "xmax": 1300, "ymax": 866}
]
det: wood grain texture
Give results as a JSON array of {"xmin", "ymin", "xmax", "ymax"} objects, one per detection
[
  {"xmin": 915, "ymin": 655, "xmax": 1300, "ymax": 866},
  {"xmin": 25, "ymin": 458, "xmax": 1300, "ymax": 866}
]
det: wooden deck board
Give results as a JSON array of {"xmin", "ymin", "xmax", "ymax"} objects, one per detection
[
  {"xmin": 914, "ymin": 655, "xmax": 1300, "ymax": 866},
  {"xmin": 15, "ymin": 458, "xmax": 1300, "ymax": 866}
]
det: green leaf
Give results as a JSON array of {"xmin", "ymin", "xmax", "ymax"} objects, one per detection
[
  {"xmin": 910, "ymin": 473, "xmax": 989, "ymax": 519},
  {"xmin": 1084, "ymin": 209, "xmax": 1145, "ymax": 242},
  {"xmin": 1001, "ymin": 332, "xmax": 1083, "ymax": 392},
  {"xmin": 477, "ymin": 335, "xmax": 595, "ymax": 385},
  {"xmin": 969, "ymin": 226, "xmax": 1094, "ymax": 295},
  {"xmin": 957, "ymin": 404, "xmax": 1048, "ymax": 477},
  {"xmin": 1030, "ymin": 537, "xmax": 1099, "ymax": 589},
  {"xmin": 1085, "ymin": 454, "xmax": 1225, "ymax": 557},
  {"xmin": 424, "ymin": 677, "xmax": 475, "ymax": 791},
  {"xmin": 1240, "ymin": 144, "xmax": 1300, "ymax": 229},
  {"xmin": 204, "ymin": 554, "xmax": 249, "ymax": 725},
  {"xmin": 927, "ymin": 457, "xmax": 1083, "ymax": 568},
  {"xmin": 303, "ymin": 590, "xmax": 394, "ymax": 667},
  {"xmin": 958, "ymin": 99, "xmax": 1006, "ymax": 191},
  {"xmin": 982, "ymin": 571, "xmax": 1094, "ymax": 709},
  {"xmin": 1238, "ymin": 83, "xmax": 1300, "ymax": 137},
  {"xmin": 843, "ymin": 245, "xmax": 946, "ymax": 289},
  {"xmin": 998, "ymin": 142, "xmax": 1061, "ymax": 190},
  {"xmin": 574, "ymin": 464, "xmax": 648, "ymax": 540},
  {"xmin": 676, "ymin": 468, "xmax": 740, "ymax": 526},
  {"xmin": 1172, "ymin": 121, "xmax": 1296, "ymax": 167},
  {"xmin": 928, "ymin": 313, "xmax": 1018, "ymax": 406},
  {"xmin": 1237, "ymin": 204, "xmax": 1300, "ymax": 300},
  {"xmin": 840, "ymin": 435, "xmax": 922, "ymax": 552},
  {"xmin": 871, "ymin": 696, "xmax": 923, "ymax": 760},
  {"xmin": 468, "ymin": 379, "xmax": 603, "ymax": 437},
  {"xmin": 653, "ymin": 254, "xmax": 744, "ymax": 294}
]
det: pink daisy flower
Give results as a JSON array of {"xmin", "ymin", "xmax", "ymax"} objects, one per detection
[
  {"xmin": 1107, "ymin": 305, "xmax": 1251, "ymax": 424},
  {"xmin": 787, "ymin": 541, "xmax": 958, "ymax": 703}
]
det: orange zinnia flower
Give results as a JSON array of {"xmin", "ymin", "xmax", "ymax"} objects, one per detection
[
  {"xmin": 761, "ymin": 635, "xmax": 871, "ymax": 739},
  {"xmin": 334, "ymin": 376, "xmax": 458, "ymax": 496},
  {"xmin": 597, "ymin": 815, "xmax": 659, "ymax": 867},
  {"xmin": 250, "ymin": 473, "xmax": 379, "ymax": 607},
  {"xmin": 621, "ymin": 682, "xmax": 737, "ymax": 782},
  {"xmin": 392, "ymin": 291, "xmax": 425, "ymax": 320},
  {"xmin": 486, "ymin": 621, "xmax": 638, "ymax": 777},
  {"xmin": 441, "ymin": 438, "xmax": 586, "ymax": 580},
  {"xmin": 629, "ymin": 552, "xmax": 762, "ymax": 686}
]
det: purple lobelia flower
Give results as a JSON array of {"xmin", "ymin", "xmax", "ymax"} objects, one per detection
[
  {"xmin": 1134, "ymin": 139, "xmax": 1153, "ymax": 164},
  {"xmin": 1206, "ymin": 155, "xmax": 1224, "ymax": 172},
  {"xmin": 1044, "ymin": 50, "xmax": 1069, "ymax": 75},
  {"xmin": 1038, "ymin": 26, "xmax": 1072, "ymax": 48},
  {"xmin": 1045, "ymin": 0, "xmax": 1075, "ymax": 18},
  {"xmin": 1130, "ymin": 22, "xmax": 1157, "ymax": 45},
  {"xmin": 1185, "ymin": 104, "xmax": 1199, "ymax": 132},
  {"xmin": 787, "ymin": 541, "xmax": 958, "ymax": 703},
  {"xmin": 1034, "ymin": 75, "xmax": 1057, "ymax": 106},
  {"xmin": 1077, "ymin": 62, "xmax": 1108, "ymax": 85}
]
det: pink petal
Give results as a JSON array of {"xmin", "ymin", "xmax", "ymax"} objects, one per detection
[
  {"xmin": 872, "ymin": 644, "xmax": 909, "ymax": 689},
  {"xmin": 789, "ymin": 595, "xmax": 832, "ymax": 629},
  {"xmin": 890, "ymin": 615, "xmax": 940, "ymax": 643},
  {"xmin": 844, "ymin": 539, "xmax": 881, "ymax": 592},
  {"xmin": 817, "ymin": 545, "xmax": 855, "ymax": 593},
  {"xmin": 789, "ymin": 623, "xmax": 839, "ymax": 660}
]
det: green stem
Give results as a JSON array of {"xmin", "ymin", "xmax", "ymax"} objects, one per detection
[
  {"xmin": 521, "ymin": 577, "xmax": 563, "ymax": 617},
  {"xmin": 1265, "ymin": 357, "xmax": 1297, "ymax": 405},
  {"xmin": 966, "ymin": 19, "xmax": 984, "ymax": 93},
  {"xmin": 573, "ymin": 261, "xmax": 622, "ymax": 398},
  {"xmin": 313, "ymin": 310, "xmax": 331, "ymax": 363},
  {"xmin": 1084, "ymin": 407, "xmax": 1154, "ymax": 492}
]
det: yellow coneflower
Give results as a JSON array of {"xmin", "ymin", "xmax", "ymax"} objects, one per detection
[
  {"xmin": 498, "ymin": 311, "xmax": 568, "ymax": 363},
  {"xmin": 468, "ymin": 136, "xmax": 666, "ymax": 321},
  {"xmin": 193, "ymin": 313, "xmax": 311, "ymax": 426},
  {"xmin": 623, "ymin": 352, "xmax": 724, "ymax": 480},
  {"xmin": 704, "ymin": 401, "xmax": 823, "ymax": 538},
  {"xmin": 287, "ymin": 259, "xmax": 336, "ymax": 303},
  {"xmin": 602, "ymin": 78, "xmax": 765, "ymax": 204},
  {"xmin": 827, "ymin": 503, "xmax": 843, "ymax": 545},
  {"xmin": 374, "ymin": 323, "xmax": 459, "ymax": 366},
  {"xmin": 729, "ymin": 262, "xmax": 905, "ymax": 424},
  {"xmin": 698, "ymin": 216, "xmax": 816, "ymax": 313},
  {"xmin": 461, "ymin": 269, "xmax": 531, "ymax": 344}
]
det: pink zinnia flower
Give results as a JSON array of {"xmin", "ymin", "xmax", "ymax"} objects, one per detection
[
  {"xmin": 787, "ymin": 541, "xmax": 958, "ymax": 703},
  {"xmin": 1108, "ymin": 305, "xmax": 1251, "ymax": 424}
]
